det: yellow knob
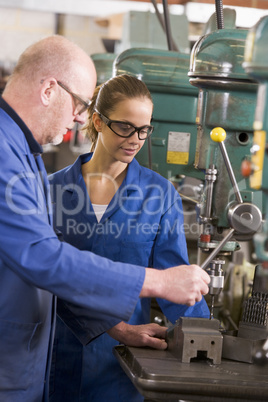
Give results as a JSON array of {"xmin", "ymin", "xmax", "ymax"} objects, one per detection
[{"xmin": 210, "ymin": 127, "xmax": 226, "ymax": 142}]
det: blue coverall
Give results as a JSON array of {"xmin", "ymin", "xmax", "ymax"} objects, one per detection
[
  {"xmin": 0, "ymin": 98, "xmax": 146, "ymax": 402},
  {"xmin": 49, "ymin": 153, "xmax": 210, "ymax": 402}
]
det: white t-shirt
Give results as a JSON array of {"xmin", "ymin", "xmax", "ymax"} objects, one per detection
[{"xmin": 91, "ymin": 203, "xmax": 108, "ymax": 223}]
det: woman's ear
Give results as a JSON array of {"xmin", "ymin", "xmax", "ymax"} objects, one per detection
[
  {"xmin": 40, "ymin": 78, "xmax": 57, "ymax": 107},
  {"xmin": 92, "ymin": 111, "xmax": 103, "ymax": 132}
]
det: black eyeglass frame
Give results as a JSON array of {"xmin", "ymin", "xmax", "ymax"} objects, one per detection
[
  {"xmin": 95, "ymin": 109, "xmax": 154, "ymax": 140},
  {"xmin": 57, "ymin": 81, "xmax": 91, "ymax": 115}
]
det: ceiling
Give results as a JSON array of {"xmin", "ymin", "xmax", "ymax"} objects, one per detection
[
  {"xmin": 0, "ymin": 1, "xmax": 267, "ymax": 25},
  {"xmin": 128, "ymin": 0, "xmax": 268, "ymax": 9}
]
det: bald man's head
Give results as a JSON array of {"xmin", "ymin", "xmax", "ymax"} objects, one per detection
[
  {"xmin": 5, "ymin": 35, "xmax": 97, "ymax": 92},
  {"xmin": 2, "ymin": 35, "xmax": 97, "ymax": 146}
]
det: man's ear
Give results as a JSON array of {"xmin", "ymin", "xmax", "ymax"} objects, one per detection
[
  {"xmin": 40, "ymin": 78, "xmax": 57, "ymax": 106},
  {"xmin": 92, "ymin": 111, "xmax": 103, "ymax": 132}
]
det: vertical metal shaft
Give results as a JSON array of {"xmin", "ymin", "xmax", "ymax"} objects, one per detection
[
  {"xmin": 204, "ymin": 165, "xmax": 217, "ymax": 219},
  {"xmin": 215, "ymin": 0, "xmax": 225, "ymax": 29},
  {"xmin": 210, "ymin": 295, "xmax": 215, "ymax": 319}
]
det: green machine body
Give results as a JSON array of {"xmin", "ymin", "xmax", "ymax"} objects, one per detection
[
  {"xmin": 91, "ymin": 53, "xmax": 117, "ymax": 85},
  {"xmin": 244, "ymin": 16, "xmax": 268, "ymax": 264},
  {"xmin": 188, "ymin": 28, "xmax": 262, "ymax": 231}
]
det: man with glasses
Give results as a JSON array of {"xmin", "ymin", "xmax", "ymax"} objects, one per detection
[{"xmin": 0, "ymin": 35, "xmax": 210, "ymax": 401}]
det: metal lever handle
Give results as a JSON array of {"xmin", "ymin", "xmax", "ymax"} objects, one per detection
[
  {"xmin": 200, "ymin": 228, "xmax": 235, "ymax": 270},
  {"xmin": 210, "ymin": 127, "xmax": 243, "ymax": 204},
  {"xmin": 210, "ymin": 127, "xmax": 262, "ymax": 236}
]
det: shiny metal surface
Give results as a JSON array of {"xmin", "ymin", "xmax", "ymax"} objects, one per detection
[
  {"xmin": 114, "ymin": 345, "xmax": 268, "ymax": 401},
  {"xmin": 228, "ymin": 202, "xmax": 262, "ymax": 235},
  {"xmin": 206, "ymin": 259, "xmax": 225, "ymax": 296},
  {"xmin": 189, "ymin": 29, "xmax": 250, "ymax": 79}
]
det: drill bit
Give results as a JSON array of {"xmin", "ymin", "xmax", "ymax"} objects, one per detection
[{"xmin": 210, "ymin": 295, "xmax": 214, "ymax": 320}]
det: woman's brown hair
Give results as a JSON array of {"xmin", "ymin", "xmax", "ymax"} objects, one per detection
[{"xmin": 85, "ymin": 74, "xmax": 153, "ymax": 151}]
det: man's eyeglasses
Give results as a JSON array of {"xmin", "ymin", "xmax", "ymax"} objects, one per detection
[
  {"xmin": 95, "ymin": 109, "xmax": 154, "ymax": 140},
  {"xmin": 57, "ymin": 81, "xmax": 91, "ymax": 115}
]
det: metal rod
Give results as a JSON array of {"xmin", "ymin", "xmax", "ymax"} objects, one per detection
[
  {"xmin": 205, "ymin": 180, "xmax": 214, "ymax": 218},
  {"xmin": 178, "ymin": 193, "xmax": 198, "ymax": 204},
  {"xmin": 150, "ymin": 0, "xmax": 179, "ymax": 51},
  {"xmin": 210, "ymin": 295, "xmax": 215, "ymax": 319},
  {"xmin": 200, "ymin": 228, "xmax": 235, "ymax": 270},
  {"xmin": 162, "ymin": 0, "xmax": 174, "ymax": 51},
  {"xmin": 215, "ymin": 0, "xmax": 224, "ymax": 29},
  {"xmin": 204, "ymin": 165, "xmax": 216, "ymax": 218},
  {"xmin": 219, "ymin": 142, "xmax": 243, "ymax": 204}
]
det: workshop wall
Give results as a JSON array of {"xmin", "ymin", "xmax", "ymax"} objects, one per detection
[{"xmin": 0, "ymin": 7, "xmax": 107, "ymax": 64}]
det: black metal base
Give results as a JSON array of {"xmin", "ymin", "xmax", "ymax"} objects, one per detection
[{"xmin": 114, "ymin": 345, "xmax": 268, "ymax": 401}]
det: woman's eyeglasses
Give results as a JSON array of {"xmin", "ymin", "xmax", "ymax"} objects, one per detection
[{"xmin": 95, "ymin": 109, "xmax": 154, "ymax": 140}]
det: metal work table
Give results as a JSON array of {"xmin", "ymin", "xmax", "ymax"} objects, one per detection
[{"xmin": 114, "ymin": 345, "xmax": 268, "ymax": 402}]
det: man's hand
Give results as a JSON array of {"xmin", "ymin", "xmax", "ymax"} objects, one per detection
[
  {"xmin": 107, "ymin": 322, "xmax": 167, "ymax": 350},
  {"xmin": 141, "ymin": 264, "xmax": 210, "ymax": 306}
]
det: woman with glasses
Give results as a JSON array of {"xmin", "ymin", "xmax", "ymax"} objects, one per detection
[{"xmin": 49, "ymin": 74, "xmax": 209, "ymax": 402}]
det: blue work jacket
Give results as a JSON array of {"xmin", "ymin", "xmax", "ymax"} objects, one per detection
[
  {"xmin": 0, "ymin": 98, "xmax": 145, "ymax": 402},
  {"xmin": 49, "ymin": 153, "xmax": 210, "ymax": 402}
]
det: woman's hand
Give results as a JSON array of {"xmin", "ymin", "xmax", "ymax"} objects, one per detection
[{"xmin": 107, "ymin": 321, "xmax": 167, "ymax": 350}]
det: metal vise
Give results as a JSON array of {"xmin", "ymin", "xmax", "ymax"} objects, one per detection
[{"xmin": 166, "ymin": 317, "xmax": 223, "ymax": 364}]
